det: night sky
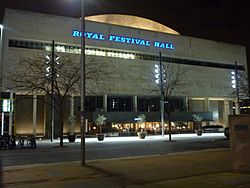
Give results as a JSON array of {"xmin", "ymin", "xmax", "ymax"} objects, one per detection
[{"xmin": 0, "ymin": 0, "xmax": 249, "ymax": 61}]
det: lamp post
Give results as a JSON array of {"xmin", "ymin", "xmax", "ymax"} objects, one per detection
[
  {"xmin": 0, "ymin": 24, "xmax": 4, "ymax": 92},
  {"xmin": 231, "ymin": 61, "xmax": 240, "ymax": 114},
  {"xmin": 80, "ymin": 0, "xmax": 86, "ymax": 166},
  {"xmin": 45, "ymin": 41, "xmax": 60, "ymax": 142},
  {"xmin": 0, "ymin": 24, "xmax": 4, "ymax": 136},
  {"xmin": 154, "ymin": 52, "xmax": 165, "ymax": 137}
]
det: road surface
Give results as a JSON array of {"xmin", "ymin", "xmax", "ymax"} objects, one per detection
[{"xmin": 0, "ymin": 133, "xmax": 229, "ymax": 167}]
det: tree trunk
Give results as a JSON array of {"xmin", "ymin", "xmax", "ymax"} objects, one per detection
[
  {"xmin": 166, "ymin": 98, "xmax": 172, "ymax": 141},
  {"xmin": 167, "ymin": 111, "xmax": 172, "ymax": 141},
  {"xmin": 59, "ymin": 119, "xmax": 64, "ymax": 147},
  {"xmin": 59, "ymin": 101, "xmax": 64, "ymax": 147}
]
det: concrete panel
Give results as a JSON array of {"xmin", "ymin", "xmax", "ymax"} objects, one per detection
[{"xmin": 229, "ymin": 115, "xmax": 250, "ymax": 172}]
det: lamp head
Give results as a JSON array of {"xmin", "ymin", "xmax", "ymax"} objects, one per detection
[{"xmin": 0, "ymin": 24, "xmax": 3, "ymax": 29}]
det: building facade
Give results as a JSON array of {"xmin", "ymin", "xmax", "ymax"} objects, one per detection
[{"xmin": 0, "ymin": 9, "xmax": 248, "ymax": 137}]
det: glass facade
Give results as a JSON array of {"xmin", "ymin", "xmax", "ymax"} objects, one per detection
[
  {"xmin": 9, "ymin": 39, "xmax": 244, "ymax": 70},
  {"xmin": 138, "ymin": 97, "xmax": 160, "ymax": 112},
  {"xmin": 107, "ymin": 96, "xmax": 133, "ymax": 111},
  {"xmin": 82, "ymin": 95, "xmax": 186, "ymax": 112},
  {"xmin": 85, "ymin": 96, "xmax": 103, "ymax": 112},
  {"xmin": 165, "ymin": 97, "xmax": 185, "ymax": 112},
  {"xmin": 137, "ymin": 97, "xmax": 185, "ymax": 112}
]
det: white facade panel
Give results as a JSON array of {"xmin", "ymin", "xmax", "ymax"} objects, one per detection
[{"xmin": 1, "ymin": 9, "xmax": 247, "ymax": 98}]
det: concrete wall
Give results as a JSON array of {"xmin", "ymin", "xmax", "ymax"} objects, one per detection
[
  {"xmin": 15, "ymin": 95, "xmax": 45, "ymax": 135},
  {"xmin": 1, "ymin": 9, "xmax": 248, "ymax": 135},
  {"xmin": 3, "ymin": 9, "xmax": 247, "ymax": 64},
  {"xmin": 2, "ymin": 9, "xmax": 247, "ymax": 98},
  {"xmin": 229, "ymin": 115, "xmax": 250, "ymax": 172}
]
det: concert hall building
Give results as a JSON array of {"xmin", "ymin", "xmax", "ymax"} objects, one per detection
[{"xmin": 0, "ymin": 9, "xmax": 247, "ymax": 137}]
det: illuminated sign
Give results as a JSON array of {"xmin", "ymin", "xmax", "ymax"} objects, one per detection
[{"xmin": 72, "ymin": 30, "xmax": 175, "ymax": 50}]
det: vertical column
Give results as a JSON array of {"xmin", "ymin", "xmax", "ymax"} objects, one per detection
[
  {"xmin": 70, "ymin": 95, "xmax": 74, "ymax": 117},
  {"xmin": 204, "ymin": 98, "xmax": 210, "ymax": 112},
  {"xmin": 185, "ymin": 97, "xmax": 189, "ymax": 112},
  {"xmin": 235, "ymin": 99, "xmax": 240, "ymax": 115},
  {"xmin": 103, "ymin": 94, "xmax": 107, "ymax": 112},
  {"xmin": 133, "ymin": 95, "xmax": 138, "ymax": 112},
  {"xmin": 229, "ymin": 100, "xmax": 234, "ymax": 115},
  {"xmin": 204, "ymin": 98, "xmax": 210, "ymax": 126},
  {"xmin": 33, "ymin": 95, "xmax": 37, "ymax": 136},
  {"xmin": 8, "ymin": 92, "xmax": 13, "ymax": 136},
  {"xmin": 223, "ymin": 99, "xmax": 230, "ymax": 127}
]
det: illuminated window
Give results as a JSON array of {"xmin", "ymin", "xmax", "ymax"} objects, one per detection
[
  {"xmin": 56, "ymin": 45, "xmax": 66, "ymax": 53},
  {"xmin": 7, "ymin": 39, "xmax": 245, "ymax": 70},
  {"xmin": 95, "ymin": 50, "xmax": 106, "ymax": 56},
  {"xmin": 45, "ymin": 44, "xmax": 52, "ymax": 51},
  {"xmin": 3, "ymin": 100, "xmax": 11, "ymax": 112},
  {"xmin": 86, "ymin": 49, "xmax": 96, "ymax": 55}
]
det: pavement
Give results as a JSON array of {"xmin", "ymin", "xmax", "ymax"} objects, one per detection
[{"xmin": 1, "ymin": 148, "xmax": 250, "ymax": 188}]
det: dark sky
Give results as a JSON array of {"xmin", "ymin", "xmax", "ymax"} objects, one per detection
[{"xmin": 0, "ymin": 0, "xmax": 250, "ymax": 60}]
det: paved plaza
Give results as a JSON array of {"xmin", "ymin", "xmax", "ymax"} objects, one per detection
[{"xmin": 2, "ymin": 148, "xmax": 250, "ymax": 188}]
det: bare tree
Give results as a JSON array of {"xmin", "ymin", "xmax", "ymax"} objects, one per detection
[
  {"xmin": 237, "ymin": 70, "xmax": 250, "ymax": 99},
  {"xmin": 149, "ymin": 62, "xmax": 189, "ymax": 141},
  {"xmin": 160, "ymin": 63, "xmax": 188, "ymax": 96},
  {"xmin": 4, "ymin": 54, "xmax": 112, "ymax": 146},
  {"xmin": 228, "ymin": 69, "xmax": 249, "ymax": 115}
]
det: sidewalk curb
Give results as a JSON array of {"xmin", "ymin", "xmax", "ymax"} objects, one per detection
[
  {"xmin": 88, "ymin": 148, "xmax": 229, "ymax": 162},
  {"xmin": 3, "ymin": 148, "xmax": 229, "ymax": 171}
]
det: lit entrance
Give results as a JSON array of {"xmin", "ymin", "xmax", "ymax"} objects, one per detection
[{"xmin": 0, "ymin": 92, "xmax": 15, "ymax": 136}]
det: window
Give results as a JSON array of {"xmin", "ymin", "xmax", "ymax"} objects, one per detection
[
  {"xmin": 8, "ymin": 39, "xmax": 244, "ymax": 70},
  {"xmin": 85, "ymin": 96, "xmax": 103, "ymax": 112},
  {"xmin": 138, "ymin": 97, "xmax": 159, "ymax": 112},
  {"xmin": 164, "ymin": 97, "xmax": 185, "ymax": 112},
  {"xmin": 96, "ymin": 96, "xmax": 103, "ymax": 109},
  {"xmin": 107, "ymin": 96, "xmax": 133, "ymax": 111}
]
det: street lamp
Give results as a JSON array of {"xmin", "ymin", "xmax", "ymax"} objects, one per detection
[
  {"xmin": 67, "ymin": 0, "xmax": 86, "ymax": 166},
  {"xmin": 231, "ymin": 71, "xmax": 236, "ymax": 89},
  {"xmin": 45, "ymin": 41, "xmax": 60, "ymax": 142},
  {"xmin": 80, "ymin": 0, "xmax": 86, "ymax": 166},
  {"xmin": 154, "ymin": 52, "xmax": 165, "ymax": 137},
  {"xmin": 0, "ymin": 24, "xmax": 4, "ymax": 136},
  {"xmin": 231, "ymin": 61, "xmax": 240, "ymax": 114},
  {"xmin": 0, "ymin": 24, "xmax": 4, "ymax": 92}
]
